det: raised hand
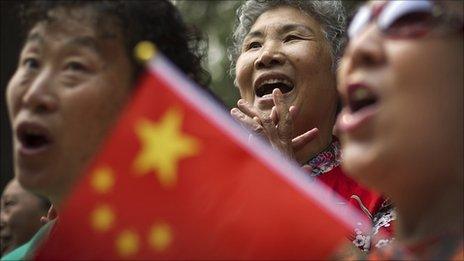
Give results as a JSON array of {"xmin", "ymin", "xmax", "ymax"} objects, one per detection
[
  {"xmin": 40, "ymin": 205, "xmax": 57, "ymax": 225},
  {"xmin": 230, "ymin": 88, "xmax": 318, "ymax": 162}
]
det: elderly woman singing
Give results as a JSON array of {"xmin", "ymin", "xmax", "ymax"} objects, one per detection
[{"xmin": 229, "ymin": 0, "xmax": 391, "ymax": 251}]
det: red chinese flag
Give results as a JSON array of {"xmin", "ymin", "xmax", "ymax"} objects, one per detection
[{"xmin": 35, "ymin": 52, "xmax": 366, "ymax": 260}]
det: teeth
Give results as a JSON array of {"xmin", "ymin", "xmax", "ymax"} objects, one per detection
[
  {"xmin": 260, "ymin": 78, "xmax": 293, "ymax": 87},
  {"xmin": 352, "ymin": 88, "xmax": 370, "ymax": 101}
]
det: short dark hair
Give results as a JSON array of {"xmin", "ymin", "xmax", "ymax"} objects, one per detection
[{"xmin": 19, "ymin": 0, "xmax": 211, "ymax": 89}]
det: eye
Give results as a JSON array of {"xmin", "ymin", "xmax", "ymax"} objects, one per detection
[
  {"xmin": 65, "ymin": 61, "xmax": 88, "ymax": 72},
  {"xmin": 247, "ymin": 41, "xmax": 262, "ymax": 50},
  {"xmin": 23, "ymin": 57, "xmax": 40, "ymax": 70},
  {"xmin": 3, "ymin": 200, "xmax": 16, "ymax": 207},
  {"xmin": 283, "ymin": 35, "xmax": 301, "ymax": 42}
]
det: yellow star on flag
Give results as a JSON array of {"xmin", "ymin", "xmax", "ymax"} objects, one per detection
[
  {"xmin": 116, "ymin": 230, "xmax": 139, "ymax": 257},
  {"xmin": 90, "ymin": 205, "xmax": 115, "ymax": 232},
  {"xmin": 90, "ymin": 167, "xmax": 115, "ymax": 194},
  {"xmin": 133, "ymin": 108, "xmax": 199, "ymax": 188},
  {"xmin": 148, "ymin": 222, "xmax": 173, "ymax": 252}
]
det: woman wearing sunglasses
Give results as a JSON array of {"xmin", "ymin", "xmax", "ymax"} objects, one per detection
[{"xmin": 337, "ymin": 0, "xmax": 463, "ymax": 259}]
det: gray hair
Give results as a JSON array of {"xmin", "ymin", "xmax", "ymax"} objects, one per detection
[{"xmin": 228, "ymin": 0, "xmax": 346, "ymax": 77}]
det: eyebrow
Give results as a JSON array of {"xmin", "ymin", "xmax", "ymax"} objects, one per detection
[
  {"xmin": 245, "ymin": 23, "xmax": 315, "ymax": 40},
  {"xmin": 25, "ymin": 33, "xmax": 103, "ymax": 57},
  {"xmin": 278, "ymin": 24, "xmax": 315, "ymax": 35},
  {"xmin": 25, "ymin": 32, "xmax": 44, "ymax": 45},
  {"xmin": 64, "ymin": 36, "xmax": 102, "ymax": 56}
]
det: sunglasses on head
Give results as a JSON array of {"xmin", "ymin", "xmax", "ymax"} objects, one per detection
[{"xmin": 348, "ymin": 0, "xmax": 463, "ymax": 39}]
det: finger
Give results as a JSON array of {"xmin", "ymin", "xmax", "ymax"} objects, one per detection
[
  {"xmin": 254, "ymin": 113, "xmax": 283, "ymax": 148},
  {"xmin": 237, "ymin": 99, "xmax": 260, "ymax": 118},
  {"xmin": 40, "ymin": 216, "xmax": 49, "ymax": 225},
  {"xmin": 47, "ymin": 205, "xmax": 58, "ymax": 220},
  {"xmin": 272, "ymin": 88, "xmax": 288, "ymax": 116},
  {"xmin": 231, "ymin": 108, "xmax": 263, "ymax": 134},
  {"xmin": 254, "ymin": 113, "xmax": 275, "ymax": 133},
  {"xmin": 255, "ymin": 111, "xmax": 296, "ymax": 160},
  {"xmin": 272, "ymin": 89, "xmax": 293, "ymax": 140},
  {"xmin": 289, "ymin": 105, "xmax": 298, "ymax": 121},
  {"xmin": 270, "ymin": 106, "xmax": 278, "ymax": 125},
  {"xmin": 292, "ymin": 127, "xmax": 319, "ymax": 151}
]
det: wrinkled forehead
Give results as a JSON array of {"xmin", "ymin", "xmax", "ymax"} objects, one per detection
[
  {"xmin": 248, "ymin": 6, "xmax": 319, "ymax": 34},
  {"xmin": 23, "ymin": 5, "xmax": 127, "ymax": 63}
]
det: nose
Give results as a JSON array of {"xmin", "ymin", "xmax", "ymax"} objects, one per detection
[
  {"xmin": 21, "ymin": 68, "xmax": 58, "ymax": 114},
  {"xmin": 343, "ymin": 24, "xmax": 386, "ymax": 74},
  {"xmin": 254, "ymin": 41, "xmax": 285, "ymax": 69}
]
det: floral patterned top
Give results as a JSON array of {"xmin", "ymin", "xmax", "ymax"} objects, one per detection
[
  {"xmin": 368, "ymin": 234, "xmax": 463, "ymax": 260},
  {"xmin": 302, "ymin": 139, "xmax": 395, "ymax": 252},
  {"xmin": 352, "ymin": 199, "xmax": 396, "ymax": 252}
]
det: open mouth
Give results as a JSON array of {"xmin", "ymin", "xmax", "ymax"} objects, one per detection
[
  {"xmin": 255, "ymin": 78, "xmax": 294, "ymax": 97},
  {"xmin": 336, "ymin": 83, "xmax": 379, "ymax": 133},
  {"xmin": 16, "ymin": 123, "xmax": 52, "ymax": 151},
  {"xmin": 347, "ymin": 85, "xmax": 378, "ymax": 113}
]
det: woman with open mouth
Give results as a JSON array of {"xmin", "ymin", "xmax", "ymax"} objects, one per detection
[
  {"xmin": 229, "ymin": 0, "xmax": 392, "ymax": 252},
  {"xmin": 3, "ymin": 1, "xmax": 210, "ymax": 259},
  {"xmin": 337, "ymin": 0, "xmax": 463, "ymax": 259}
]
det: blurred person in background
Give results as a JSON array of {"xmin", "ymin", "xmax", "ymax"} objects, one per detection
[
  {"xmin": 337, "ymin": 0, "xmax": 463, "ymax": 259},
  {"xmin": 2, "ymin": 0, "xmax": 210, "ymax": 259},
  {"xmin": 228, "ymin": 0, "xmax": 392, "ymax": 252},
  {"xmin": 0, "ymin": 178, "xmax": 50, "ymax": 257}
]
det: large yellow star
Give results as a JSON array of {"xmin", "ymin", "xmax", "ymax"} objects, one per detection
[{"xmin": 133, "ymin": 108, "xmax": 199, "ymax": 188}]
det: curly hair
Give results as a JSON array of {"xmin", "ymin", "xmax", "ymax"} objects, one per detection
[
  {"xmin": 228, "ymin": 0, "xmax": 346, "ymax": 77},
  {"xmin": 19, "ymin": 0, "xmax": 211, "ymax": 89}
]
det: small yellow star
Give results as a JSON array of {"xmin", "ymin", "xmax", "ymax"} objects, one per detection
[
  {"xmin": 133, "ymin": 108, "xmax": 200, "ymax": 188},
  {"xmin": 90, "ymin": 205, "xmax": 115, "ymax": 232},
  {"xmin": 116, "ymin": 230, "xmax": 139, "ymax": 257},
  {"xmin": 148, "ymin": 222, "xmax": 173, "ymax": 252},
  {"xmin": 90, "ymin": 167, "xmax": 115, "ymax": 194}
]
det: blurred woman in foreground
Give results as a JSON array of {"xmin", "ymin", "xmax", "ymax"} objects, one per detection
[
  {"xmin": 337, "ymin": 0, "xmax": 463, "ymax": 259},
  {"xmin": 2, "ymin": 1, "xmax": 209, "ymax": 259}
]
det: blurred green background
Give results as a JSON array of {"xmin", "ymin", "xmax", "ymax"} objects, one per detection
[{"xmin": 174, "ymin": 0, "xmax": 363, "ymax": 108}]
